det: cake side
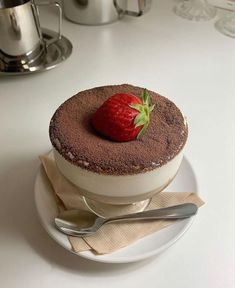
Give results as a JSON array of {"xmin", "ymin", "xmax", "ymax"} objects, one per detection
[{"xmin": 49, "ymin": 84, "xmax": 188, "ymax": 175}]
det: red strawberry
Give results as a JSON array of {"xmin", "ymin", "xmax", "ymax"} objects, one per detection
[{"xmin": 91, "ymin": 89, "xmax": 155, "ymax": 142}]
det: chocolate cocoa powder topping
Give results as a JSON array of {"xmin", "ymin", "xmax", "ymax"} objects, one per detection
[{"xmin": 49, "ymin": 84, "xmax": 188, "ymax": 175}]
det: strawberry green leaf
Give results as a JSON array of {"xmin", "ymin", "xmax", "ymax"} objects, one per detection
[
  {"xmin": 135, "ymin": 118, "xmax": 146, "ymax": 127},
  {"xmin": 131, "ymin": 89, "xmax": 155, "ymax": 139},
  {"xmin": 134, "ymin": 112, "xmax": 145, "ymax": 125},
  {"xmin": 129, "ymin": 104, "xmax": 143, "ymax": 112},
  {"xmin": 142, "ymin": 89, "xmax": 149, "ymax": 106},
  {"xmin": 150, "ymin": 104, "xmax": 155, "ymax": 112},
  {"xmin": 137, "ymin": 124, "xmax": 148, "ymax": 139}
]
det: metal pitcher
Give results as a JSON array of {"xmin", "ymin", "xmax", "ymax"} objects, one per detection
[
  {"xmin": 0, "ymin": 0, "xmax": 62, "ymax": 71},
  {"xmin": 63, "ymin": 0, "xmax": 152, "ymax": 25}
]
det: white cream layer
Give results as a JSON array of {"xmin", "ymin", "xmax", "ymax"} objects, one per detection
[{"xmin": 53, "ymin": 148, "xmax": 184, "ymax": 198}]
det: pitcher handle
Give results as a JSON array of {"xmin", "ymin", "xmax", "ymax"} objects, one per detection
[
  {"xmin": 114, "ymin": 0, "xmax": 152, "ymax": 17},
  {"xmin": 32, "ymin": 1, "xmax": 62, "ymax": 48}
]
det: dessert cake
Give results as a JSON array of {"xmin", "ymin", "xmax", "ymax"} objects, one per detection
[{"xmin": 49, "ymin": 84, "xmax": 188, "ymax": 204}]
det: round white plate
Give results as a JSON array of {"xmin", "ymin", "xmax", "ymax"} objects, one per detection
[{"xmin": 34, "ymin": 157, "xmax": 198, "ymax": 264}]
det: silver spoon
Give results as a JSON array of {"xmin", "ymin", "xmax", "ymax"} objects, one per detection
[{"xmin": 55, "ymin": 203, "xmax": 198, "ymax": 237}]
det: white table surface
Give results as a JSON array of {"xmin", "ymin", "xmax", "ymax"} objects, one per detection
[{"xmin": 1, "ymin": 1, "xmax": 235, "ymax": 287}]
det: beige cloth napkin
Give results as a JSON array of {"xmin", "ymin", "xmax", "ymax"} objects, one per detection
[{"xmin": 40, "ymin": 154, "xmax": 204, "ymax": 255}]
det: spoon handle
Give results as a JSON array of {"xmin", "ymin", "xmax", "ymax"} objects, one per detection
[{"xmin": 105, "ymin": 203, "xmax": 198, "ymax": 224}]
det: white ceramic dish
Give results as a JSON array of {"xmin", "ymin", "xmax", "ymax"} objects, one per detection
[{"xmin": 34, "ymin": 156, "xmax": 198, "ymax": 264}]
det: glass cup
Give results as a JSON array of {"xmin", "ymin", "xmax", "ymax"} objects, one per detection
[
  {"xmin": 174, "ymin": 0, "xmax": 216, "ymax": 21},
  {"xmin": 215, "ymin": 10, "xmax": 235, "ymax": 37}
]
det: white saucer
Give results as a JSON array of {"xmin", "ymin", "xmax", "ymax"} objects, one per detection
[{"xmin": 34, "ymin": 157, "xmax": 198, "ymax": 264}]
